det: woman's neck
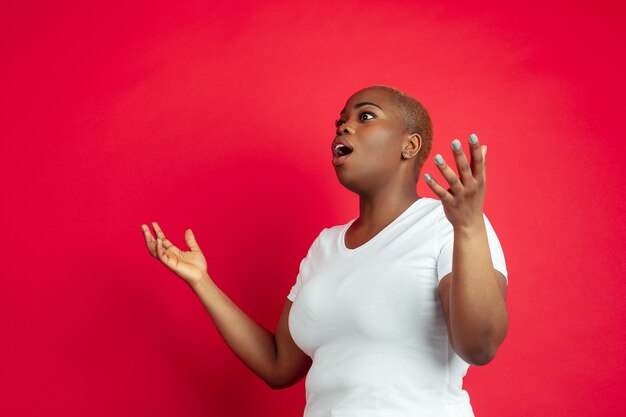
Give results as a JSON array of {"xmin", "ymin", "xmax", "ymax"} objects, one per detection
[{"xmin": 355, "ymin": 190, "xmax": 420, "ymax": 232}]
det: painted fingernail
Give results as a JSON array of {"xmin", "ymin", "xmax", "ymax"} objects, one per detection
[
  {"xmin": 424, "ymin": 173, "xmax": 432, "ymax": 182},
  {"xmin": 469, "ymin": 133, "xmax": 478, "ymax": 144},
  {"xmin": 434, "ymin": 154, "xmax": 444, "ymax": 165},
  {"xmin": 451, "ymin": 140, "xmax": 461, "ymax": 151}
]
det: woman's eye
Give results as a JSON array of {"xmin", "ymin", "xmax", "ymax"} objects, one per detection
[
  {"xmin": 335, "ymin": 112, "xmax": 373, "ymax": 128},
  {"xmin": 360, "ymin": 112, "xmax": 374, "ymax": 121}
]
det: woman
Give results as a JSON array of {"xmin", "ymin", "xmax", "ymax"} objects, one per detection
[{"xmin": 141, "ymin": 85, "xmax": 508, "ymax": 416}]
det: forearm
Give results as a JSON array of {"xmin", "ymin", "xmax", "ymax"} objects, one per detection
[
  {"xmin": 450, "ymin": 220, "xmax": 508, "ymax": 364},
  {"xmin": 190, "ymin": 274, "xmax": 279, "ymax": 386}
]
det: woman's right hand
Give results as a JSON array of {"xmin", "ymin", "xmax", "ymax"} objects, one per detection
[{"xmin": 141, "ymin": 222, "xmax": 208, "ymax": 288}]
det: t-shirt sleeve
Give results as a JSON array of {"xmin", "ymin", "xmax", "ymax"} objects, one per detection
[
  {"xmin": 436, "ymin": 209, "xmax": 508, "ymax": 284},
  {"xmin": 287, "ymin": 259, "xmax": 305, "ymax": 302},
  {"xmin": 287, "ymin": 230, "xmax": 324, "ymax": 302}
]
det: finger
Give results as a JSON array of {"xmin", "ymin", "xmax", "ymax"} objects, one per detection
[
  {"xmin": 156, "ymin": 238, "xmax": 166, "ymax": 263},
  {"xmin": 468, "ymin": 133, "xmax": 485, "ymax": 180},
  {"xmin": 152, "ymin": 222, "xmax": 187, "ymax": 258},
  {"xmin": 151, "ymin": 221, "xmax": 176, "ymax": 251},
  {"xmin": 141, "ymin": 224, "xmax": 157, "ymax": 256},
  {"xmin": 482, "ymin": 145, "xmax": 487, "ymax": 177},
  {"xmin": 142, "ymin": 224, "xmax": 155, "ymax": 243},
  {"xmin": 185, "ymin": 229, "xmax": 202, "ymax": 252},
  {"xmin": 151, "ymin": 221, "xmax": 167, "ymax": 242},
  {"xmin": 433, "ymin": 153, "xmax": 464, "ymax": 195},
  {"xmin": 156, "ymin": 237, "xmax": 175, "ymax": 268},
  {"xmin": 423, "ymin": 173, "xmax": 454, "ymax": 204},
  {"xmin": 450, "ymin": 139, "xmax": 473, "ymax": 185}
]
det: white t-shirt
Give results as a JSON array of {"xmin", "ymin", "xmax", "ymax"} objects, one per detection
[{"xmin": 287, "ymin": 197, "xmax": 508, "ymax": 417}]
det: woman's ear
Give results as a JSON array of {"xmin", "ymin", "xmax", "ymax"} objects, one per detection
[{"xmin": 403, "ymin": 133, "xmax": 422, "ymax": 159}]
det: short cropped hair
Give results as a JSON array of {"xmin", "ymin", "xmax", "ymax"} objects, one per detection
[{"xmin": 371, "ymin": 85, "xmax": 433, "ymax": 176}]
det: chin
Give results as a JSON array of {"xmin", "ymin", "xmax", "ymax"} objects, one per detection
[{"xmin": 335, "ymin": 171, "xmax": 369, "ymax": 195}]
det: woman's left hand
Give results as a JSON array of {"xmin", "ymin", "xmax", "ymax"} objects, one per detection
[{"xmin": 424, "ymin": 133, "xmax": 488, "ymax": 230}]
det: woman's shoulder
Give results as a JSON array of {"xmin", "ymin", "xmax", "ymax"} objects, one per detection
[
  {"xmin": 416, "ymin": 196, "xmax": 443, "ymax": 209},
  {"xmin": 317, "ymin": 222, "xmax": 348, "ymax": 240},
  {"xmin": 410, "ymin": 197, "xmax": 445, "ymax": 220}
]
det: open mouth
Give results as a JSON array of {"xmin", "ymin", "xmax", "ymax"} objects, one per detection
[
  {"xmin": 333, "ymin": 144, "xmax": 353, "ymax": 158},
  {"xmin": 332, "ymin": 144, "xmax": 353, "ymax": 166}
]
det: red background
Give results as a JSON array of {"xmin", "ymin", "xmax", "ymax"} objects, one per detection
[{"xmin": 2, "ymin": 1, "xmax": 625, "ymax": 416}]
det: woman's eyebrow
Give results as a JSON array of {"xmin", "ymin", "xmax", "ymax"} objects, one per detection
[{"xmin": 339, "ymin": 102, "xmax": 384, "ymax": 116}]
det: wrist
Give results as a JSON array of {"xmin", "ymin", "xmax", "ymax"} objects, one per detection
[
  {"xmin": 191, "ymin": 273, "xmax": 214, "ymax": 292},
  {"xmin": 453, "ymin": 217, "xmax": 486, "ymax": 237}
]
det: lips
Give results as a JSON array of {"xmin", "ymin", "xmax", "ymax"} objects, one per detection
[
  {"xmin": 332, "ymin": 139, "xmax": 354, "ymax": 166},
  {"xmin": 332, "ymin": 138, "xmax": 353, "ymax": 155}
]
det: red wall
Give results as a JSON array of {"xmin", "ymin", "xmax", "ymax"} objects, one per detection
[{"xmin": 2, "ymin": 1, "xmax": 625, "ymax": 416}]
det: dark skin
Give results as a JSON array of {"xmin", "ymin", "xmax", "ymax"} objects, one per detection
[
  {"xmin": 334, "ymin": 87, "xmax": 423, "ymax": 248},
  {"xmin": 335, "ymin": 86, "xmax": 508, "ymax": 365},
  {"xmin": 141, "ymin": 86, "xmax": 507, "ymax": 392}
]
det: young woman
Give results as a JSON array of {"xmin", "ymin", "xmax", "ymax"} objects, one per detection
[{"xmin": 141, "ymin": 85, "xmax": 508, "ymax": 417}]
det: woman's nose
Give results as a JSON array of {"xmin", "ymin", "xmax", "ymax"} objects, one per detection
[{"xmin": 336, "ymin": 124, "xmax": 355, "ymax": 135}]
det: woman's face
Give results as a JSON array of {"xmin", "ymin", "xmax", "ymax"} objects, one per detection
[{"xmin": 332, "ymin": 87, "xmax": 407, "ymax": 194}]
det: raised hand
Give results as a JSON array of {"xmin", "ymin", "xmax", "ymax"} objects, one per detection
[
  {"xmin": 423, "ymin": 133, "xmax": 488, "ymax": 230},
  {"xmin": 141, "ymin": 222, "xmax": 208, "ymax": 287}
]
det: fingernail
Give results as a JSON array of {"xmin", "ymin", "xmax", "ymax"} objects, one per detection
[
  {"xmin": 451, "ymin": 140, "xmax": 461, "ymax": 151},
  {"xmin": 484, "ymin": 146, "xmax": 488, "ymax": 155},
  {"xmin": 434, "ymin": 154, "xmax": 444, "ymax": 165},
  {"xmin": 424, "ymin": 173, "xmax": 432, "ymax": 182},
  {"xmin": 469, "ymin": 133, "xmax": 478, "ymax": 144}
]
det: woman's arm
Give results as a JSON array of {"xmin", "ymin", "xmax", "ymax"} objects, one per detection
[
  {"xmin": 191, "ymin": 276, "xmax": 312, "ymax": 389},
  {"xmin": 424, "ymin": 134, "xmax": 509, "ymax": 365},
  {"xmin": 437, "ymin": 222, "xmax": 508, "ymax": 365},
  {"xmin": 142, "ymin": 223, "xmax": 311, "ymax": 389}
]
